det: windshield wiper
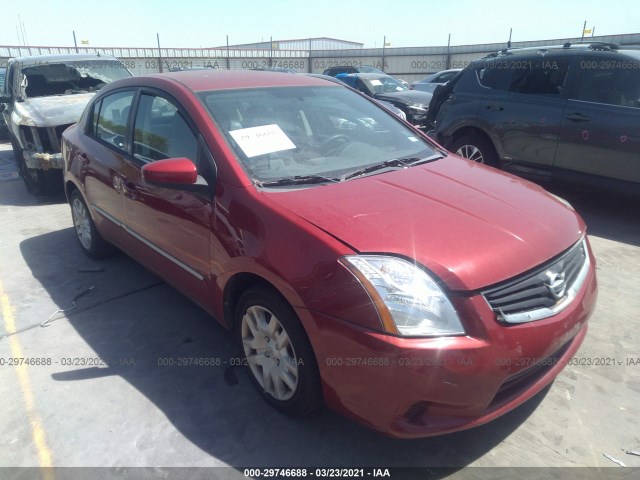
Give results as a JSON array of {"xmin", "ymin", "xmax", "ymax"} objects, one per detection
[
  {"xmin": 340, "ymin": 159, "xmax": 408, "ymax": 182},
  {"xmin": 399, "ymin": 152, "xmax": 446, "ymax": 165},
  {"xmin": 257, "ymin": 174, "xmax": 339, "ymax": 187},
  {"xmin": 340, "ymin": 153, "xmax": 445, "ymax": 182}
]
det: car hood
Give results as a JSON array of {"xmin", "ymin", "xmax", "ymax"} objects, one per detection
[
  {"xmin": 262, "ymin": 157, "xmax": 584, "ymax": 291},
  {"xmin": 375, "ymin": 90, "xmax": 432, "ymax": 106},
  {"xmin": 15, "ymin": 93, "xmax": 94, "ymax": 127}
]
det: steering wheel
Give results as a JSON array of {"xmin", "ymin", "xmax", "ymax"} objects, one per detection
[{"xmin": 321, "ymin": 134, "xmax": 351, "ymax": 156}]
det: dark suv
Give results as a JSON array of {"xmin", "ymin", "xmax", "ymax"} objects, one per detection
[{"xmin": 427, "ymin": 42, "xmax": 640, "ymax": 192}]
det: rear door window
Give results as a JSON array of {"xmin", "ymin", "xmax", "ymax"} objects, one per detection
[{"xmin": 572, "ymin": 58, "xmax": 640, "ymax": 107}]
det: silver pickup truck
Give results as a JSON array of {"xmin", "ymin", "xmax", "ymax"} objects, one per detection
[{"xmin": 0, "ymin": 54, "xmax": 131, "ymax": 195}]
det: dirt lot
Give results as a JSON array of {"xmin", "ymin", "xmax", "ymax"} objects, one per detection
[{"xmin": 0, "ymin": 140, "xmax": 639, "ymax": 479}]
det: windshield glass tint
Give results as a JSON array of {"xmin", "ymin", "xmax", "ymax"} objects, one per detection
[
  {"xmin": 198, "ymin": 86, "xmax": 435, "ymax": 185},
  {"xmin": 21, "ymin": 60, "xmax": 131, "ymax": 98}
]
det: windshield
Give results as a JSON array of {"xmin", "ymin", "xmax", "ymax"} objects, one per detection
[
  {"xmin": 365, "ymin": 76, "xmax": 408, "ymax": 94},
  {"xmin": 20, "ymin": 60, "xmax": 131, "ymax": 98},
  {"xmin": 198, "ymin": 86, "xmax": 438, "ymax": 186}
]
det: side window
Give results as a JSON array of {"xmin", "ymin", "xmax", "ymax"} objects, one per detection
[
  {"xmin": 478, "ymin": 59, "xmax": 568, "ymax": 94},
  {"xmin": 572, "ymin": 60, "xmax": 640, "ymax": 107},
  {"xmin": 133, "ymin": 93, "xmax": 198, "ymax": 163},
  {"xmin": 478, "ymin": 64, "xmax": 513, "ymax": 91},
  {"xmin": 438, "ymin": 71, "xmax": 458, "ymax": 83},
  {"xmin": 4, "ymin": 65, "xmax": 15, "ymax": 97},
  {"xmin": 508, "ymin": 59, "xmax": 569, "ymax": 95},
  {"xmin": 93, "ymin": 91, "xmax": 135, "ymax": 150}
]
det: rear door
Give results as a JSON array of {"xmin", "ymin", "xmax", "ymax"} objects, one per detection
[
  {"xmin": 554, "ymin": 55, "xmax": 640, "ymax": 186},
  {"xmin": 81, "ymin": 89, "xmax": 136, "ymax": 236},
  {"xmin": 120, "ymin": 90, "xmax": 215, "ymax": 307}
]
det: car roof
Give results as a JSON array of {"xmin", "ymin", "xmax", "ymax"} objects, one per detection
[
  {"xmin": 416, "ymin": 69, "xmax": 462, "ymax": 83},
  {"xmin": 112, "ymin": 70, "xmax": 343, "ymax": 92},
  {"xmin": 485, "ymin": 43, "xmax": 640, "ymax": 61},
  {"xmin": 9, "ymin": 53, "xmax": 120, "ymax": 66},
  {"xmin": 341, "ymin": 73, "xmax": 391, "ymax": 80}
]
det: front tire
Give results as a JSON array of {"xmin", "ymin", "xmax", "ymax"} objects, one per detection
[
  {"xmin": 11, "ymin": 137, "xmax": 62, "ymax": 195},
  {"xmin": 70, "ymin": 190, "xmax": 112, "ymax": 258},
  {"xmin": 448, "ymin": 134, "xmax": 498, "ymax": 167},
  {"xmin": 235, "ymin": 286, "xmax": 323, "ymax": 416}
]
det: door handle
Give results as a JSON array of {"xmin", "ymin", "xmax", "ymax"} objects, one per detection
[
  {"xmin": 485, "ymin": 104, "xmax": 504, "ymax": 111},
  {"xmin": 79, "ymin": 153, "xmax": 89, "ymax": 164},
  {"xmin": 566, "ymin": 113, "xmax": 591, "ymax": 122}
]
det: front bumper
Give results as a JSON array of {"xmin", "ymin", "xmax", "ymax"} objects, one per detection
[
  {"xmin": 23, "ymin": 151, "xmax": 64, "ymax": 170},
  {"xmin": 299, "ymin": 250, "xmax": 597, "ymax": 438},
  {"xmin": 406, "ymin": 109, "xmax": 428, "ymax": 128}
]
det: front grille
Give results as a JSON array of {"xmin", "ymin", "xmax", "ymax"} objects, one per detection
[
  {"xmin": 55, "ymin": 124, "xmax": 73, "ymax": 144},
  {"xmin": 482, "ymin": 239, "xmax": 589, "ymax": 323},
  {"xmin": 36, "ymin": 124, "xmax": 73, "ymax": 153}
]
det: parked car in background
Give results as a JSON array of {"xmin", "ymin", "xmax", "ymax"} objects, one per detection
[
  {"xmin": 62, "ymin": 70, "xmax": 596, "ymax": 438},
  {"xmin": 0, "ymin": 54, "xmax": 131, "ymax": 194},
  {"xmin": 336, "ymin": 73, "xmax": 432, "ymax": 127},
  {"xmin": 323, "ymin": 65, "xmax": 385, "ymax": 76},
  {"xmin": 305, "ymin": 73, "xmax": 406, "ymax": 120},
  {"xmin": 251, "ymin": 66, "xmax": 298, "ymax": 74},
  {"xmin": 410, "ymin": 68, "xmax": 462, "ymax": 93},
  {"xmin": 323, "ymin": 65, "xmax": 409, "ymax": 87},
  {"xmin": 427, "ymin": 42, "xmax": 640, "ymax": 193},
  {"xmin": 0, "ymin": 67, "xmax": 6, "ymax": 138}
]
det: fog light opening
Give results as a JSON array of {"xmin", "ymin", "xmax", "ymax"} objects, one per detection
[{"xmin": 404, "ymin": 401, "xmax": 430, "ymax": 425}]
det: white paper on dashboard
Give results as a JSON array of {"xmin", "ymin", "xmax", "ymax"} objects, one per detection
[
  {"xmin": 229, "ymin": 124, "xmax": 296, "ymax": 158},
  {"xmin": 370, "ymin": 80, "xmax": 382, "ymax": 86}
]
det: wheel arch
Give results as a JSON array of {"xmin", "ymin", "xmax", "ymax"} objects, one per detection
[
  {"xmin": 65, "ymin": 179, "xmax": 79, "ymax": 203},
  {"xmin": 223, "ymin": 272, "xmax": 296, "ymax": 330},
  {"xmin": 447, "ymin": 126, "xmax": 501, "ymax": 166}
]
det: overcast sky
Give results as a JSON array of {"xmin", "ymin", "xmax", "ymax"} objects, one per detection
[{"xmin": 3, "ymin": 0, "xmax": 639, "ymax": 49}]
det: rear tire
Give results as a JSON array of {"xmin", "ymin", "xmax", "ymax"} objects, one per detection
[
  {"xmin": 235, "ymin": 286, "xmax": 323, "ymax": 416},
  {"xmin": 448, "ymin": 134, "xmax": 498, "ymax": 167},
  {"xmin": 70, "ymin": 190, "xmax": 113, "ymax": 258}
]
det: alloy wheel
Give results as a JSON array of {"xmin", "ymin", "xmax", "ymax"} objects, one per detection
[
  {"xmin": 455, "ymin": 144, "xmax": 484, "ymax": 163},
  {"xmin": 72, "ymin": 198, "xmax": 92, "ymax": 251}
]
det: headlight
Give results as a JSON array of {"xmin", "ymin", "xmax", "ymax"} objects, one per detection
[{"xmin": 340, "ymin": 255, "xmax": 464, "ymax": 337}]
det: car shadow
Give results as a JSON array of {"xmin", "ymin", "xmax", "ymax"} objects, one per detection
[
  {"xmin": 19, "ymin": 227, "xmax": 551, "ymax": 473},
  {"xmin": 0, "ymin": 142, "xmax": 66, "ymax": 206},
  {"xmin": 0, "ymin": 181, "xmax": 67, "ymax": 206},
  {"xmin": 545, "ymin": 185, "xmax": 640, "ymax": 247}
]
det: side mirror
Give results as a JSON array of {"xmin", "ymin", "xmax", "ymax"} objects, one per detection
[
  {"xmin": 142, "ymin": 157, "xmax": 210, "ymax": 195},
  {"xmin": 142, "ymin": 157, "xmax": 197, "ymax": 184}
]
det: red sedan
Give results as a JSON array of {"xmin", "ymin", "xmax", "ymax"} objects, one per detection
[{"xmin": 61, "ymin": 71, "xmax": 597, "ymax": 438}]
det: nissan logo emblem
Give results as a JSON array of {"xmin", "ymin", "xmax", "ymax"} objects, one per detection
[{"xmin": 544, "ymin": 270, "xmax": 567, "ymax": 300}]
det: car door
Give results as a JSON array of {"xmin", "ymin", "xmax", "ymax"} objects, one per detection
[
  {"xmin": 119, "ymin": 90, "xmax": 215, "ymax": 307},
  {"xmin": 81, "ymin": 89, "xmax": 136, "ymax": 236},
  {"xmin": 495, "ymin": 57, "xmax": 570, "ymax": 169},
  {"xmin": 554, "ymin": 55, "xmax": 640, "ymax": 186}
]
